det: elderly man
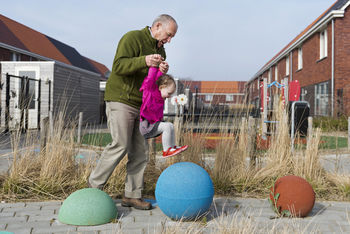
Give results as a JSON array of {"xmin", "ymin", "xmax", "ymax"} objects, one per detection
[{"xmin": 88, "ymin": 14, "xmax": 178, "ymax": 210}]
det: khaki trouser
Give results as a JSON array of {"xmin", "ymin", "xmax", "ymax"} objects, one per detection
[{"xmin": 89, "ymin": 102, "xmax": 148, "ymax": 198}]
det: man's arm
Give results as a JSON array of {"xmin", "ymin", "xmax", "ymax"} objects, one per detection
[
  {"xmin": 112, "ymin": 32, "xmax": 163, "ymax": 76},
  {"xmin": 112, "ymin": 33, "xmax": 146, "ymax": 76}
]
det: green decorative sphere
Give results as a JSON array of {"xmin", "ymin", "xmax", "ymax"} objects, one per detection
[{"xmin": 58, "ymin": 188, "xmax": 117, "ymax": 225}]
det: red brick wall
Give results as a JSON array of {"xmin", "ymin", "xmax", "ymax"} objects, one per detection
[
  {"xmin": 246, "ymin": 6, "xmax": 350, "ymax": 116},
  {"xmin": 200, "ymin": 94, "xmax": 245, "ymax": 105},
  {"xmin": 0, "ymin": 47, "xmax": 11, "ymax": 61},
  {"xmin": 248, "ymin": 13, "xmax": 345, "ymax": 115},
  {"xmin": 292, "ymin": 24, "xmax": 332, "ymax": 88},
  {"xmin": 334, "ymin": 7, "xmax": 350, "ymax": 115}
]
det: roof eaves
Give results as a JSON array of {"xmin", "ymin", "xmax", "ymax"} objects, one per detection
[
  {"xmin": 0, "ymin": 42, "xmax": 101, "ymax": 76},
  {"xmin": 341, "ymin": 1, "xmax": 350, "ymax": 10}
]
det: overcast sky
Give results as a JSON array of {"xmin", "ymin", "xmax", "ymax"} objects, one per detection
[{"xmin": 2, "ymin": 0, "xmax": 336, "ymax": 81}]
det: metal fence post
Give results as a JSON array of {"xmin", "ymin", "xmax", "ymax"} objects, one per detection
[
  {"xmin": 248, "ymin": 116, "xmax": 257, "ymax": 167},
  {"xmin": 307, "ymin": 116, "xmax": 313, "ymax": 147},
  {"xmin": 38, "ymin": 79, "xmax": 41, "ymax": 130},
  {"xmin": 77, "ymin": 112, "xmax": 83, "ymax": 144},
  {"xmin": 5, "ymin": 73, "xmax": 10, "ymax": 132},
  {"xmin": 40, "ymin": 117, "xmax": 49, "ymax": 150}
]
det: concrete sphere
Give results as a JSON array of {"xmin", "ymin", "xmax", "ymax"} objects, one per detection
[
  {"xmin": 270, "ymin": 175, "xmax": 315, "ymax": 217},
  {"xmin": 58, "ymin": 188, "xmax": 117, "ymax": 225},
  {"xmin": 155, "ymin": 162, "xmax": 214, "ymax": 220}
]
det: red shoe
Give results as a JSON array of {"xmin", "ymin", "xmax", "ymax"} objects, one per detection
[
  {"xmin": 163, "ymin": 147, "xmax": 183, "ymax": 158},
  {"xmin": 173, "ymin": 145, "xmax": 188, "ymax": 153},
  {"xmin": 162, "ymin": 145, "xmax": 189, "ymax": 158}
]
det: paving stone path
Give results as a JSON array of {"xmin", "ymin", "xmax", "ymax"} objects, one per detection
[
  {"xmin": 0, "ymin": 197, "xmax": 350, "ymax": 233},
  {"xmin": 1, "ymin": 131, "xmax": 350, "ymax": 233}
]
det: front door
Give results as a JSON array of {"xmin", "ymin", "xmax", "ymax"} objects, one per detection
[{"xmin": 16, "ymin": 69, "xmax": 39, "ymax": 129}]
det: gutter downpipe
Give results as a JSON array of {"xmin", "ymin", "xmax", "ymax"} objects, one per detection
[
  {"xmin": 290, "ymin": 51, "xmax": 293, "ymax": 81},
  {"xmin": 331, "ymin": 19, "xmax": 335, "ymax": 117}
]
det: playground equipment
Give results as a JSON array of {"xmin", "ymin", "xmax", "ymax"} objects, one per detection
[
  {"xmin": 58, "ymin": 188, "xmax": 118, "ymax": 225},
  {"xmin": 155, "ymin": 162, "xmax": 214, "ymax": 220},
  {"xmin": 260, "ymin": 78, "xmax": 309, "ymax": 142}
]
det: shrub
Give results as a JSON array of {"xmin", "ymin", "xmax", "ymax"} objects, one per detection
[{"xmin": 313, "ymin": 115, "xmax": 348, "ymax": 131}]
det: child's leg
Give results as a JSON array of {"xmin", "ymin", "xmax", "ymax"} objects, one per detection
[{"xmin": 156, "ymin": 122, "xmax": 175, "ymax": 151}]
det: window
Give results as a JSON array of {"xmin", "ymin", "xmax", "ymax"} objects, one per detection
[
  {"xmin": 286, "ymin": 56, "xmax": 289, "ymax": 76},
  {"xmin": 18, "ymin": 71, "xmax": 36, "ymax": 109},
  {"xmin": 205, "ymin": 95, "xmax": 213, "ymax": 102},
  {"xmin": 320, "ymin": 29, "xmax": 328, "ymax": 59},
  {"xmin": 315, "ymin": 82, "xmax": 329, "ymax": 116},
  {"xmin": 11, "ymin": 52, "xmax": 21, "ymax": 61},
  {"xmin": 226, "ymin": 94, "xmax": 234, "ymax": 102},
  {"xmin": 301, "ymin": 88, "xmax": 306, "ymax": 101},
  {"xmin": 275, "ymin": 66, "xmax": 278, "ymax": 81},
  {"xmin": 298, "ymin": 47, "xmax": 303, "ymax": 70},
  {"xmin": 268, "ymin": 68, "xmax": 272, "ymax": 83}
]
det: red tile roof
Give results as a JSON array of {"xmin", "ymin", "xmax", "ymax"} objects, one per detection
[
  {"xmin": 0, "ymin": 19, "xmax": 27, "ymax": 51},
  {"xmin": 0, "ymin": 14, "xmax": 71, "ymax": 65},
  {"xmin": 200, "ymin": 81, "xmax": 242, "ymax": 93},
  {"xmin": 182, "ymin": 80, "xmax": 246, "ymax": 94}
]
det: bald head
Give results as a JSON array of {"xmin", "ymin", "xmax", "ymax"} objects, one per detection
[
  {"xmin": 152, "ymin": 14, "xmax": 178, "ymax": 30},
  {"xmin": 151, "ymin": 14, "xmax": 178, "ymax": 48}
]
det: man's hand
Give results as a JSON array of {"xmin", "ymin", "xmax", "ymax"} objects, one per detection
[
  {"xmin": 145, "ymin": 54, "xmax": 164, "ymax": 67},
  {"xmin": 159, "ymin": 61, "xmax": 169, "ymax": 74}
]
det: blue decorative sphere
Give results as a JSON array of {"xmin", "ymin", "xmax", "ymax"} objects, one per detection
[
  {"xmin": 155, "ymin": 162, "xmax": 214, "ymax": 220},
  {"xmin": 58, "ymin": 188, "xmax": 117, "ymax": 225}
]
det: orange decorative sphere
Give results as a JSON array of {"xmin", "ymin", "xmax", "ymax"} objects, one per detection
[{"xmin": 269, "ymin": 175, "xmax": 315, "ymax": 217}]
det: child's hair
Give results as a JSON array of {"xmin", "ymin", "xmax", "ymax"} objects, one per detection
[{"xmin": 156, "ymin": 74, "xmax": 176, "ymax": 89}]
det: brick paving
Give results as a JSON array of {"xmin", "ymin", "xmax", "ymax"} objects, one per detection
[{"xmin": 0, "ymin": 197, "xmax": 349, "ymax": 233}]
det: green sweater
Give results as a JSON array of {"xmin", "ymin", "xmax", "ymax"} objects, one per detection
[{"xmin": 105, "ymin": 26, "xmax": 166, "ymax": 109}]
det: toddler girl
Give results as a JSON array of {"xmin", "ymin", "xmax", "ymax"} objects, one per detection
[{"xmin": 139, "ymin": 67, "xmax": 188, "ymax": 157}]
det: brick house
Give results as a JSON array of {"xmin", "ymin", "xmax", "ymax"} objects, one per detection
[
  {"xmin": 182, "ymin": 80, "xmax": 246, "ymax": 109},
  {"xmin": 246, "ymin": 0, "xmax": 350, "ymax": 117},
  {"xmin": 0, "ymin": 14, "xmax": 109, "ymax": 129}
]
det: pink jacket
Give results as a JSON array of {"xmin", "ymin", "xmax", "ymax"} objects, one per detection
[{"xmin": 140, "ymin": 67, "xmax": 164, "ymax": 124}]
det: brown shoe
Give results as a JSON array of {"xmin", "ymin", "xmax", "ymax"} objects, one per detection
[{"xmin": 121, "ymin": 197, "xmax": 152, "ymax": 210}]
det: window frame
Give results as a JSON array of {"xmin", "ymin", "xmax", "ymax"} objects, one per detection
[
  {"xmin": 314, "ymin": 82, "xmax": 329, "ymax": 116},
  {"xmin": 205, "ymin": 94, "xmax": 213, "ymax": 102},
  {"xmin": 274, "ymin": 66, "xmax": 278, "ymax": 81},
  {"xmin": 298, "ymin": 47, "xmax": 303, "ymax": 70},
  {"xmin": 226, "ymin": 94, "xmax": 234, "ymax": 102},
  {"xmin": 11, "ymin": 52, "xmax": 21, "ymax": 61},
  {"xmin": 319, "ymin": 29, "xmax": 328, "ymax": 59}
]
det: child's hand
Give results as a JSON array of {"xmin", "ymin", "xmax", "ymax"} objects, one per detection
[{"xmin": 159, "ymin": 61, "xmax": 169, "ymax": 74}]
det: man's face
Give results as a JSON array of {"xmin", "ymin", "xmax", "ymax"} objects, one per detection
[{"xmin": 154, "ymin": 21, "xmax": 177, "ymax": 48}]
